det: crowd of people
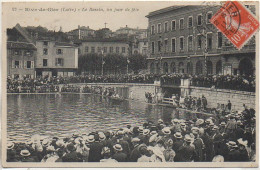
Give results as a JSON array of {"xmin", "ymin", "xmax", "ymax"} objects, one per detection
[
  {"xmin": 191, "ymin": 75, "xmax": 255, "ymax": 92},
  {"xmin": 7, "ymin": 73, "xmax": 255, "ymax": 93},
  {"xmin": 7, "ymin": 106, "xmax": 255, "ymax": 162}
]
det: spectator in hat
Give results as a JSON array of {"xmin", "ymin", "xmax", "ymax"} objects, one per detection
[
  {"xmin": 41, "ymin": 145, "xmax": 59, "ymax": 162},
  {"xmin": 163, "ymin": 139, "xmax": 175, "ymax": 162},
  {"xmin": 100, "ymin": 147, "xmax": 117, "ymax": 162},
  {"xmin": 112, "ymin": 144, "xmax": 127, "ymax": 162},
  {"xmin": 226, "ymin": 141, "xmax": 240, "ymax": 162},
  {"xmin": 172, "ymin": 132, "xmax": 183, "ymax": 152},
  {"xmin": 142, "ymin": 129, "xmax": 151, "ymax": 145},
  {"xmin": 129, "ymin": 138, "xmax": 142, "ymax": 162},
  {"xmin": 7, "ymin": 142, "xmax": 19, "ymax": 162},
  {"xmin": 20, "ymin": 149, "xmax": 38, "ymax": 162},
  {"xmin": 192, "ymin": 127, "xmax": 204, "ymax": 162},
  {"xmin": 62, "ymin": 143, "xmax": 83, "ymax": 162},
  {"xmin": 235, "ymin": 121, "xmax": 244, "ymax": 140},
  {"xmin": 211, "ymin": 126, "xmax": 224, "ymax": 156},
  {"xmin": 227, "ymin": 100, "xmax": 232, "ymax": 113},
  {"xmin": 237, "ymin": 138, "xmax": 249, "ymax": 161},
  {"xmin": 174, "ymin": 134, "xmax": 196, "ymax": 162},
  {"xmin": 137, "ymin": 145, "xmax": 150, "ymax": 162},
  {"xmin": 115, "ymin": 130, "xmax": 130, "ymax": 158},
  {"xmin": 88, "ymin": 134, "xmax": 103, "ymax": 162},
  {"xmin": 225, "ymin": 115, "xmax": 237, "ymax": 141}
]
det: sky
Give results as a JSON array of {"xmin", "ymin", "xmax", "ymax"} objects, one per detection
[{"xmin": 2, "ymin": 1, "xmax": 180, "ymax": 32}]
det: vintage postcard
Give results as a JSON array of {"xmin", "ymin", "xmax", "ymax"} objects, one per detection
[{"xmin": 1, "ymin": 0, "xmax": 259, "ymax": 168}]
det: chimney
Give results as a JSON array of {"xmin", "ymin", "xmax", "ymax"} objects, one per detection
[{"xmin": 126, "ymin": 25, "xmax": 128, "ymax": 28}]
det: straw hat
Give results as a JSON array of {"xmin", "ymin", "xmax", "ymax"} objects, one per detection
[
  {"xmin": 116, "ymin": 130, "xmax": 124, "ymax": 136},
  {"xmin": 220, "ymin": 122, "xmax": 226, "ymax": 126},
  {"xmin": 158, "ymin": 119, "xmax": 164, "ymax": 124},
  {"xmin": 87, "ymin": 135, "xmax": 95, "ymax": 143},
  {"xmin": 174, "ymin": 132, "xmax": 183, "ymax": 139},
  {"xmin": 47, "ymin": 145, "xmax": 55, "ymax": 152},
  {"xmin": 143, "ymin": 129, "xmax": 150, "ymax": 136},
  {"xmin": 237, "ymin": 138, "xmax": 248, "ymax": 147},
  {"xmin": 150, "ymin": 130, "xmax": 157, "ymax": 136},
  {"xmin": 75, "ymin": 137, "xmax": 83, "ymax": 144},
  {"xmin": 196, "ymin": 119, "xmax": 204, "ymax": 126},
  {"xmin": 7, "ymin": 142, "xmax": 14, "ymax": 150},
  {"xmin": 184, "ymin": 134, "xmax": 193, "ymax": 143},
  {"xmin": 101, "ymin": 147, "xmax": 111, "ymax": 155},
  {"xmin": 226, "ymin": 141, "xmax": 238, "ymax": 148},
  {"xmin": 20, "ymin": 149, "xmax": 31, "ymax": 157},
  {"xmin": 99, "ymin": 132, "xmax": 106, "ymax": 141},
  {"xmin": 56, "ymin": 139, "xmax": 65, "ymax": 147},
  {"xmin": 162, "ymin": 127, "xmax": 171, "ymax": 135},
  {"xmin": 42, "ymin": 139, "xmax": 49, "ymax": 146},
  {"xmin": 113, "ymin": 144, "xmax": 123, "ymax": 152},
  {"xmin": 131, "ymin": 137, "xmax": 140, "ymax": 143},
  {"xmin": 212, "ymin": 125, "xmax": 219, "ymax": 131}
]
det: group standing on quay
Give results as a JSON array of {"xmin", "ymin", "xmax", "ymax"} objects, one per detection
[{"xmin": 7, "ymin": 103, "xmax": 255, "ymax": 162}]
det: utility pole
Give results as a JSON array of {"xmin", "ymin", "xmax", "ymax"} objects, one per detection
[{"xmin": 101, "ymin": 48, "xmax": 105, "ymax": 76}]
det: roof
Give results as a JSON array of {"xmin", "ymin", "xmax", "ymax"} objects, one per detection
[
  {"xmin": 55, "ymin": 42, "xmax": 78, "ymax": 47},
  {"xmin": 76, "ymin": 38, "xmax": 129, "ymax": 43},
  {"xmin": 7, "ymin": 41, "xmax": 37, "ymax": 50},
  {"xmin": 146, "ymin": 6, "xmax": 187, "ymax": 18}
]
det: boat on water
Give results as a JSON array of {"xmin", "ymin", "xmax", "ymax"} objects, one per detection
[{"xmin": 176, "ymin": 107, "xmax": 215, "ymax": 116}]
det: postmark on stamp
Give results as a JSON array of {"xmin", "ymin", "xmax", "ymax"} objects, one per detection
[{"xmin": 211, "ymin": 1, "xmax": 259, "ymax": 49}]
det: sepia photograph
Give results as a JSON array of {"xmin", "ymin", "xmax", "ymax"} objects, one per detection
[{"xmin": 1, "ymin": 1, "xmax": 259, "ymax": 168}]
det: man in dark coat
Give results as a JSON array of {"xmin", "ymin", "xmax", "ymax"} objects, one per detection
[
  {"xmin": 62, "ymin": 143, "xmax": 83, "ymax": 162},
  {"xmin": 191, "ymin": 127, "xmax": 204, "ymax": 162},
  {"xmin": 112, "ymin": 144, "xmax": 128, "ymax": 162},
  {"xmin": 88, "ymin": 134, "xmax": 103, "ymax": 162},
  {"xmin": 174, "ymin": 135, "xmax": 196, "ymax": 162},
  {"xmin": 129, "ymin": 138, "xmax": 141, "ymax": 162},
  {"xmin": 172, "ymin": 132, "xmax": 183, "ymax": 152},
  {"xmin": 226, "ymin": 141, "xmax": 240, "ymax": 162}
]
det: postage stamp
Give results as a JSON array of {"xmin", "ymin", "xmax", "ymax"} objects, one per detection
[{"xmin": 211, "ymin": 1, "xmax": 259, "ymax": 49}]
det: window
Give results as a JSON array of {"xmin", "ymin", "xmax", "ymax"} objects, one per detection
[
  {"xmin": 144, "ymin": 41, "xmax": 147, "ymax": 45},
  {"xmin": 24, "ymin": 50, "xmax": 32, "ymax": 56},
  {"xmin": 207, "ymin": 33, "xmax": 213, "ymax": 50},
  {"xmin": 171, "ymin": 20, "xmax": 176, "ymax": 30},
  {"xmin": 207, "ymin": 12, "xmax": 213, "ymax": 24},
  {"xmin": 180, "ymin": 37, "xmax": 184, "ymax": 50},
  {"xmin": 164, "ymin": 39, "xmax": 168, "ymax": 52},
  {"xmin": 151, "ymin": 25, "xmax": 155, "ymax": 35},
  {"xmin": 198, "ymin": 35, "xmax": 202, "ymax": 49},
  {"xmin": 91, "ymin": 47, "xmax": 95, "ymax": 53},
  {"xmin": 56, "ymin": 49, "xmax": 63, "ymax": 55},
  {"xmin": 116, "ymin": 47, "xmax": 120, "ymax": 53},
  {"xmin": 85, "ymin": 46, "xmax": 89, "ymax": 53},
  {"xmin": 158, "ymin": 41, "xmax": 162, "ymax": 52},
  {"xmin": 217, "ymin": 32, "xmax": 222, "ymax": 48},
  {"xmin": 188, "ymin": 36, "xmax": 193, "ymax": 51},
  {"xmin": 43, "ymin": 41, "xmax": 48, "ymax": 46},
  {"xmin": 151, "ymin": 42, "xmax": 155, "ymax": 54},
  {"xmin": 43, "ymin": 48, "xmax": 48, "ymax": 55},
  {"xmin": 122, "ymin": 47, "xmax": 126, "ymax": 53},
  {"xmin": 197, "ymin": 14, "xmax": 202, "ymax": 26},
  {"xmin": 164, "ymin": 22, "xmax": 168, "ymax": 32},
  {"xmin": 109, "ymin": 47, "xmax": 113, "ymax": 53},
  {"xmin": 103, "ymin": 47, "xmax": 107, "ymax": 53},
  {"xmin": 157, "ymin": 23, "xmax": 161, "ymax": 33},
  {"xmin": 171, "ymin": 38, "xmax": 176, "ymax": 52},
  {"xmin": 55, "ymin": 58, "xmax": 64, "ymax": 66},
  {"xmin": 97, "ymin": 47, "xmax": 102, "ymax": 53},
  {"xmin": 188, "ymin": 16, "xmax": 193, "ymax": 27},
  {"xmin": 43, "ymin": 59, "xmax": 48, "ymax": 66},
  {"xmin": 180, "ymin": 18, "xmax": 184, "ymax": 29},
  {"xmin": 15, "ymin": 60, "xmax": 20, "ymax": 68},
  {"xmin": 26, "ymin": 61, "xmax": 33, "ymax": 69},
  {"xmin": 14, "ymin": 50, "xmax": 20, "ymax": 55}
]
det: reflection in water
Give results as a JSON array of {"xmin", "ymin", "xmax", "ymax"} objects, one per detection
[{"xmin": 7, "ymin": 94, "xmax": 210, "ymax": 142}]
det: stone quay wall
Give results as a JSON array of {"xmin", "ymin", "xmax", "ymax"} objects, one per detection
[
  {"xmin": 66, "ymin": 83, "xmax": 156, "ymax": 102},
  {"xmin": 187, "ymin": 87, "xmax": 255, "ymax": 111}
]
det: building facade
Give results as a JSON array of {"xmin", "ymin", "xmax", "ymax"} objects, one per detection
[
  {"xmin": 67, "ymin": 25, "xmax": 95, "ymax": 40},
  {"xmin": 35, "ymin": 40, "xmax": 79, "ymax": 77},
  {"xmin": 78, "ymin": 39, "xmax": 130, "ymax": 56},
  {"xmin": 7, "ymin": 41, "xmax": 37, "ymax": 79},
  {"xmin": 146, "ymin": 5, "xmax": 255, "ymax": 75}
]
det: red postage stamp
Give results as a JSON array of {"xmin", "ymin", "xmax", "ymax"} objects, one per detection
[{"xmin": 211, "ymin": 1, "xmax": 259, "ymax": 49}]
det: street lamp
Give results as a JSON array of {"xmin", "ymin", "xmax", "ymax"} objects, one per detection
[
  {"xmin": 101, "ymin": 48, "xmax": 105, "ymax": 76},
  {"xmin": 127, "ymin": 57, "xmax": 130, "ymax": 75}
]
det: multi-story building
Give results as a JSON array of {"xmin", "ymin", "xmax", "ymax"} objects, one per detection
[
  {"xmin": 131, "ymin": 37, "xmax": 148, "ymax": 55},
  {"xmin": 7, "ymin": 41, "xmax": 37, "ymax": 79},
  {"xmin": 146, "ymin": 5, "xmax": 255, "ymax": 75},
  {"xmin": 77, "ymin": 39, "xmax": 129, "ymax": 56},
  {"xmin": 35, "ymin": 40, "xmax": 79, "ymax": 77},
  {"xmin": 67, "ymin": 25, "xmax": 95, "ymax": 40}
]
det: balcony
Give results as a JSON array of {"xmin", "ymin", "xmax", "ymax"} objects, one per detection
[{"xmin": 222, "ymin": 44, "xmax": 255, "ymax": 54}]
